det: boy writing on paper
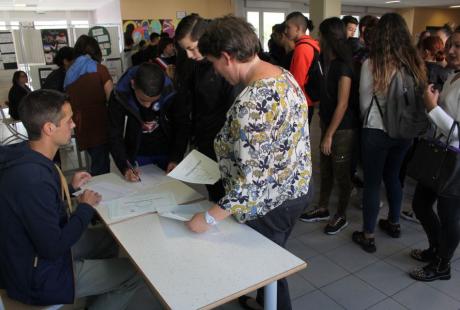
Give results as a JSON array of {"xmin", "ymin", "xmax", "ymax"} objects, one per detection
[
  {"xmin": 0, "ymin": 90, "xmax": 155, "ymax": 308},
  {"xmin": 108, "ymin": 63, "xmax": 188, "ymax": 182}
]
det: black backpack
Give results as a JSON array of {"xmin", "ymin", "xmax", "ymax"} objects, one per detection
[
  {"xmin": 366, "ymin": 67, "xmax": 429, "ymax": 139},
  {"xmin": 298, "ymin": 41, "xmax": 322, "ymax": 102}
]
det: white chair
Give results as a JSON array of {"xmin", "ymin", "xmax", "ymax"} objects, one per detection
[
  {"xmin": 0, "ymin": 106, "xmax": 28, "ymax": 145},
  {"xmin": 0, "ymin": 289, "xmax": 63, "ymax": 310}
]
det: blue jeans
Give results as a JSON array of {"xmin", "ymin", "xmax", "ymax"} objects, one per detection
[{"xmin": 361, "ymin": 128, "xmax": 411, "ymax": 234}]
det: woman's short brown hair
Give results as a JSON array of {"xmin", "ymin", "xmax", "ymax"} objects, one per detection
[{"xmin": 198, "ymin": 15, "xmax": 260, "ymax": 62}]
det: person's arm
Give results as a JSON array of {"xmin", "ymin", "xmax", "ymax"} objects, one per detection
[
  {"xmin": 107, "ymin": 92, "xmax": 130, "ymax": 175},
  {"xmin": 104, "ymin": 80, "xmax": 114, "ymax": 101},
  {"xmin": 290, "ymin": 44, "xmax": 314, "ymax": 101},
  {"xmin": 187, "ymin": 91, "xmax": 274, "ymax": 232},
  {"xmin": 425, "ymin": 84, "xmax": 459, "ymax": 141},
  {"xmin": 21, "ymin": 181, "xmax": 95, "ymax": 259},
  {"xmin": 321, "ymin": 75, "xmax": 352, "ymax": 155}
]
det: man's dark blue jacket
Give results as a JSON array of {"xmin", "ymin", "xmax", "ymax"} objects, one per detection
[{"xmin": 0, "ymin": 142, "xmax": 94, "ymax": 305}]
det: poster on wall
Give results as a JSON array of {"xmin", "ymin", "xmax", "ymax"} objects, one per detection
[
  {"xmin": 89, "ymin": 26, "xmax": 112, "ymax": 57},
  {"xmin": 38, "ymin": 67, "xmax": 54, "ymax": 88},
  {"xmin": 104, "ymin": 58, "xmax": 123, "ymax": 84},
  {"xmin": 0, "ymin": 32, "xmax": 18, "ymax": 70},
  {"xmin": 122, "ymin": 19, "xmax": 181, "ymax": 45},
  {"xmin": 41, "ymin": 29, "xmax": 69, "ymax": 65}
]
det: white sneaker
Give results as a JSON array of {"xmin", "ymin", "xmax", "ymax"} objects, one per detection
[{"xmin": 401, "ymin": 210, "xmax": 420, "ymax": 224}]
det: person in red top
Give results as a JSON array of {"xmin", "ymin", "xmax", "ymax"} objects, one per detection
[{"xmin": 285, "ymin": 11, "xmax": 320, "ymax": 124}]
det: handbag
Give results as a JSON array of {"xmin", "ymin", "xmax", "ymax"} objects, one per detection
[{"xmin": 407, "ymin": 121, "xmax": 460, "ymax": 198}]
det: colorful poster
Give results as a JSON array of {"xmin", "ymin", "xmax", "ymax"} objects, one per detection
[
  {"xmin": 122, "ymin": 19, "xmax": 178, "ymax": 45},
  {"xmin": 89, "ymin": 26, "xmax": 112, "ymax": 57},
  {"xmin": 41, "ymin": 29, "xmax": 69, "ymax": 65}
]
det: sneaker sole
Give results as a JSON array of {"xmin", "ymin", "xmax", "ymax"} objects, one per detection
[
  {"xmin": 300, "ymin": 216, "xmax": 330, "ymax": 223},
  {"xmin": 325, "ymin": 221, "xmax": 349, "ymax": 235}
]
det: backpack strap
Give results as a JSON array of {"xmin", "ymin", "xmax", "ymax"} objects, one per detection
[{"xmin": 364, "ymin": 94, "xmax": 384, "ymax": 127}]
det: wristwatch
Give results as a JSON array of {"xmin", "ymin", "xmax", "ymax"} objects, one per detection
[{"xmin": 204, "ymin": 211, "xmax": 218, "ymax": 226}]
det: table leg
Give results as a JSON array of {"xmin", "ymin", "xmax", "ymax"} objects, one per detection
[{"xmin": 264, "ymin": 281, "xmax": 277, "ymax": 310}]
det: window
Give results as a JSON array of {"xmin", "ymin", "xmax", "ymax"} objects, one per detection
[
  {"xmin": 71, "ymin": 20, "xmax": 90, "ymax": 28},
  {"xmin": 0, "ymin": 21, "xmax": 6, "ymax": 31},
  {"xmin": 9, "ymin": 21, "xmax": 19, "ymax": 30},
  {"xmin": 34, "ymin": 20, "xmax": 67, "ymax": 30},
  {"xmin": 247, "ymin": 11, "xmax": 260, "ymax": 38},
  {"xmin": 262, "ymin": 12, "xmax": 285, "ymax": 51}
]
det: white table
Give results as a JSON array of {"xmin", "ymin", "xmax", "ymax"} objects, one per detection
[{"xmin": 90, "ymin": 166, "xmax": 307, "ymax": 310}]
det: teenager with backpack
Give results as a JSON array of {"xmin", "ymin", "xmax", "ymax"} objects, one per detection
[
  {"xmin": 352, "ymin": 13, "xmax": 427, "ymax": 253},
  {"xmin": 300, "ymin": 17, "xmax": 358, "ymax": 235},
  {"xmin": 285, "ymin": 11, "xmax": 320, "ymax": 125}
]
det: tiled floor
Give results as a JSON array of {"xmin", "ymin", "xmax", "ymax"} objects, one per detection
[
  {"xmin": 218, "ymin": 113, "xmax": 460, "ymax": 310},
  {"xmin": 3, "ymin": 111, "xmax": 460, "ymax": 310}
]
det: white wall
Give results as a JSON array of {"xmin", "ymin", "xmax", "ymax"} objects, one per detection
[
  {"xmin": 0, "ymin": 10, "xmax": 95, "ymax": 24},
  {"xmin": 93, "ymin": 0, "xmax": 122, "ymax": 25}
]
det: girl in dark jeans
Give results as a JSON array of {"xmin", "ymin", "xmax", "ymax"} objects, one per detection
[
  {"xmin": 409, "ymin": 29, "xmax": 460, "ymax": 282},
  {"xmin": 352, "ymin": 13, "xmax": 426, "ymax": 253}
]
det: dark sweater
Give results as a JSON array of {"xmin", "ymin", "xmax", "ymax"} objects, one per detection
[
  {"xmin": 7, "ymin": 84, "xmax": 31, "ymax": 120},
  {"xmin": 0, "ymin": 142, "xmax": 94, "ymax": 305}
]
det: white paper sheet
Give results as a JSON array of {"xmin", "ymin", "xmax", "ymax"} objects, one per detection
[
  {"xmin": 107, "ymin": 192, "xmax": 176, "ymax": 220},
  {"xmin": 0, "ymin": 33, "xmax": 13, "ymax": 43},
  {"xmin": 158, "ymin": 201, "xmax": 207, "ymax": 222},
  {"xmin": 167, "ymin": 150, "xmax": 220, "ymax": 184},
  {"xmin": 80, "ymin": 181, "xmax": 136, "ymax": 202}
]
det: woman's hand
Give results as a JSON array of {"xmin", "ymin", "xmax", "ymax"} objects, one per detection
[
  {"xmin": 424, "ymin": 84, "xmax": 439, "ymax": 112},
  {"xmin": 186, "ymin": 212, "xmax": 210, "ymax": 233}
]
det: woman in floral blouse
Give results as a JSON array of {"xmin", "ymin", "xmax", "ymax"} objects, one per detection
[{"xmin": 186, "ymin": 16, "xmax": 312, "ymax": 310}]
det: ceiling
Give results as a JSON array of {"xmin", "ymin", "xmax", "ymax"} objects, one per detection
[{"xmin": 0, "ymin": 0, "xmax": 459, "ymax": 11}]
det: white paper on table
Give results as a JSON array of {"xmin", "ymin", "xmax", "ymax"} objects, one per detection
[
  {"xmin": 158, "ymin": 201, "xmax": 207, "ymax": 222},
  {"xmin": 107, "ymin": 192, "xmax": 176, "ymax": 220},
  {"xmin": 167, "ymin": 150, "xmax": 220, "ymax": 184},
  {"xmin": 80, "ymin": 181, "xmax": 136, "ymax": 202}
]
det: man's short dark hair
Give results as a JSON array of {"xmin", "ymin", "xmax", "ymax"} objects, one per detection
[
  {"xmin": 285, "ymin": 11, "xmax": 314, "ymax": 32},
  {"xmin": 18, "ymin": 90, "xmax": 69, "ymax": 141},
  {"xmin": 342, "ymin": 15, "xmax": 359, "ymax": 26},
  {"xmin": 198, "ymin": 16, "xmax": 260, "ymax": 62},
  {"xmin": 158, "ymin": 37, "xmax": 174, "ymax": 55},
  {"xmin": 133, "ymin": 63, "xmax": 165, "ymax": 97},
  {"xmin": 53, "ymin": 46, "xmax": 75, "ymax": 67},
  {"xmin": 150, "ymin": 32, "xmax": 160, "ymax": 42}
]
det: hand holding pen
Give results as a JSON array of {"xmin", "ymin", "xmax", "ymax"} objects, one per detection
[{"xmin": 124, "ymin": 160, "xmax": 142, "ymax": 182}]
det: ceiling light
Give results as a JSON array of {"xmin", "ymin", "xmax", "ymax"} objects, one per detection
[
  {"xmin": 450, "ymin": 5, "xmax": 460, "ymax": 8},
  {"xmin": 14, "ymin": 3, "xmax": 27, "ymax": 7},
  {"xmin": 385, "ymin": 0, "xmax": 401, "ymax": 3}
]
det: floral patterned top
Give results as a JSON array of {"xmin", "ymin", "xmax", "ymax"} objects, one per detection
[{"xmin": 215, "ymin": 69, "xmax": 312, "ymax": 223}]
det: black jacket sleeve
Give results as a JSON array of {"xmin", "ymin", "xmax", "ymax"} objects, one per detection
[
  {"xmin": 107, "ymin": 91, "xmax": 130, "ymax": 174},
  {"xmin": 166, "ymin": 93, "xmax": 191, "ymax": 163}
]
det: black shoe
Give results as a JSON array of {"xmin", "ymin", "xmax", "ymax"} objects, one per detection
[
  {"xmin": 378, "ymin": 219, "xmax": 401, "ymax": 238},
  {"xmin": 352, "ymin": 231, "xmax": 376, "ymax": 253},
  {"xmin": 410, "ymin": 248, "xmax": 437, "ymax": 263},
  {"xmin": 238, "ymin": 295, "xmax": 263, "ymax": 310},
  {"xmin": 324, "ymin": 215, "xmax": 348, "ymax": 235},
  {"xmin": 300, "ymin": 209, "xmax": 330, "ymax": 222},
  {"xmin": 409, "ymin": 258, "xmax": 451, "ymax": 282}
]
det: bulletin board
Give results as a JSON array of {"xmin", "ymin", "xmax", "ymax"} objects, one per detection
[
  {"xmin": 122, "ymin": 19, "xmax": 181, "ymax": 44},
  {"xmin": 0, "ymin": 32, "xmax": 17, "ymax": 70},
  {"xmin": 74, "ymin": 26, "xmax": 121, "ymax": 59}
]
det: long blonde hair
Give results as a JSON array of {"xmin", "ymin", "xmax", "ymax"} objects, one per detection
[{"xmin": 369, "ymin": 13, "xmax": 426, "ymax": 94}]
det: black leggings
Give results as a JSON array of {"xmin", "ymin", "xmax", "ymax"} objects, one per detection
[{"xmin": 412, "ymin": 183, "xmax": 460, "ymax": 262}]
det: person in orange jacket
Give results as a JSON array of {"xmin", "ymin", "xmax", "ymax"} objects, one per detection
[{"xmin": 285, "ymin": 11, "xmax": 320, "ymax": 124}]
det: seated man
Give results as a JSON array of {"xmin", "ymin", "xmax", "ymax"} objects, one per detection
[
  {"xmin": 0, "ymin": 90, "xmax": 152, "ymax": 309},
  {"xmin": 108, "ymin": 63, "xmax": 188, "ymax": 182}
]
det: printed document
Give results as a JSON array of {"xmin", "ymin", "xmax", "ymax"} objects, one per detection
[{"xmin": 167, "ymin": 150, "xmax": 220, "ymax": 184}]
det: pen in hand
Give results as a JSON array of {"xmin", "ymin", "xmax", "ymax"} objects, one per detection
[{"xmin": 126, "ymin": 160, "xmax": 141, "ymax": 182}]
